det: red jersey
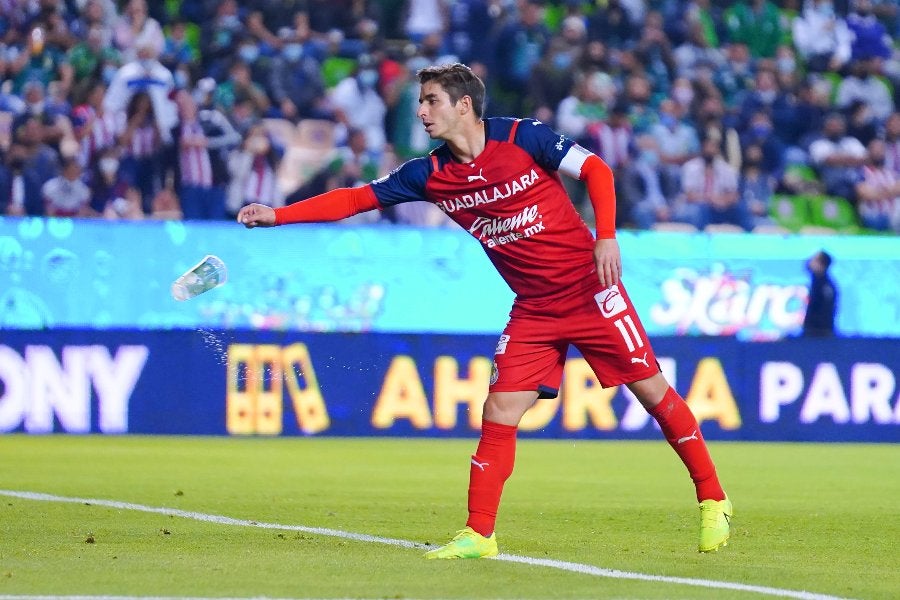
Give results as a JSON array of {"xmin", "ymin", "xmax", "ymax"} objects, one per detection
[{"xmin": 370, "ymin": 118, "xmax": 598, "ymax": 300}]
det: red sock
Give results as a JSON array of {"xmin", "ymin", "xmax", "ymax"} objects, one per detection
[
  {"xmin": 466, "ymin": 419, "xmax": 517, "ymax": 537},
  {"xmin": 649, "ymin": 387, "xmax": 726, "ymax": 502}
]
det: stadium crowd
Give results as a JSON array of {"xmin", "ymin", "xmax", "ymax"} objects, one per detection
[{"xmin": 0, "ymin": 0, "xmax": 898, "ymax": 233}]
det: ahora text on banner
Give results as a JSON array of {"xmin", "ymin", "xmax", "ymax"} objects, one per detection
[{"xmin": 0, "ymin": 331, "xmax": 897, "ymax": 441}]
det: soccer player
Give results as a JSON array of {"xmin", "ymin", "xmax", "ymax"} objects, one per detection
[{"xmin": 237, "ymin": 63, "xmax": 732, "ymax": 556}]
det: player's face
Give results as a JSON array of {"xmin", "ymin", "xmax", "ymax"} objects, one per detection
[{"xmin": 417, "ymin": 81, "xmax": 462, "ymax": 140}]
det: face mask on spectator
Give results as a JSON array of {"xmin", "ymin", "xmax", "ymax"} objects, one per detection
[
  {"xmin": 752, "ymin": 123, "xmax": 772, "ymax": 137},
  {"xmin": 100, "ymin": 157, "xmax": 119, "ymax": 175},
  {"xmin": 816, "ymin": 2, "xmax": 834, "ymax": 17},
  {"xmin": 103, "ymin": 64, "xmax": 118, "ymax": 84},
  {"xmin": 283, "ymin": 44, "xmax": 303, "ymax": 61},
  {"xmin": 239, "ymin": 46, "xmax": 260, "ymax": 63},
  {"xmin": 552, "ymin": 52, "xmax": 572, "ymax": 70},
  {"xmin": 660, "ymin": 113, "xmax": 677, "ymax": 129},
  {"xmin": 672, "ymin": 86, "xmax": 693, "ymax": 106},
  {"xmin": 174, "ymin": 71, "xmax": 188, "ymax": 89},
  {"xmin": 221, "ymin": 15, "xmax": 240, "ymax": 29},
  {"xmin": 777, "ymin": 58, "xmax": 795, "ymax": 73},
  {"xmin": 757, "ymin": 89, "xmax": 776, "ymax": 104},
  {"xmin": 358, "ymin": 69, "xmax": 378, "ymax": 88}
]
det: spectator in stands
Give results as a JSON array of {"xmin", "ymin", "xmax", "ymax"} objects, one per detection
[
  {"xmin": 649, "ymin": 98, "xmax": 700, "ymax": 199},
  {"xmin": 621, "ymin": 73, "xmax": 659, "ymax": 135},
  {"xmin": 490, "ymin": 0, "xmax": 551, "ymax": 116},
  {"xmin": 741, "ymin": 111, "xmax": 787, "ymax": 177},
  {"xmin": 808, "ymin": 111, "xmax": 868, "ymax": 203},
  {"xmin": 213, "ymin": 61, "xmax": 271, "ymax": 120},
  {"xmin": 112, "ymin": 0, "xmax": 164, "ymax": 63},
  {"xmin": 673, "ymin": 18, "xmax": 724, "ymax": 80},
  {"xmin": 160, "ymin": 19, "xmax": 200, "ymax": 72},
  {"xmin": 679, "ymin": 135, "xmax": 744, "ymax": 230},
  {"xmin": 854, "ymin": 138, "xmax": 900, "ymax": 231},
  {"xmin": 200, "ymin": 0, "xmax": 246, "ymax": 81},
  {"xmin": 268, "ymin": 35, "xmax": 329, "ymax": 122},
  {"xmin": 8, "ymin": 25, "xmax": 74, "ymax": 96},
  {"xmin": 587, "ymin": 0, "xmax": 637, "ymax": 50},
  {"xmin": 404, "ymin": 0, "xmax": 444, "ymax": 44},
  {"xmin": 104, "ymin": 40, "xmax": 176, "ymax": 145},
  {"xmin": 802, "ymin": 250, "xmax": 837, "ymax": 337},
  {"xmin": 585, "ymin": 101, "xmax": 643, "ymax": 229},
  {"xmin": 736, "ymin": 68, "xmax": 793, "ymax": 139},
  {"xmin": 528, "ymin": 16, "xmax": 585, "ymax": 125},
  {"xmin": 555, "ymin": 70, "xmax": 615, "ymax": 143},
  {"xmin": 42, "ymin": 157, "xmax": 92, "ymax": 217},
  {"xmin": 792, "ymin": 0, "xmax": 853, "ymax": 72},
  {"xmin": 74, "ymin": 82, "xmax": 122, "ymax": 173},
  {"xmin": 712, "ymin": 43, "xmax": 755, "ymax": 107},
  {"xmin": 119, "ymin": 91, "xmax": 164, "ymax": 213},
  {"xmin": 5, "ymin": 115, "xmax": 59, "ymax": 215},
  {"xmin": 102, "ymin": 183, "xmax": 145, "ymax": 220},
  {"xmin": 883, "ymin": 112, "xmax": 900, "ymax": 174},
  {"xmin": 17, "ymin": 80, "xmax": 67, "ymax": 147},
  {"xmin": 844, "ymin": 98, "xmax": 879, "ymax": 146},
  {"xmin": 174, "ymin": 90, "xmax": 223, "ymax": 220},
  {"xmin": 789, "ymin": 77, "xmax": 831, "ymax": 150},
  {"xmin": 71, "ymin": 0, "xmax": 114, "ymax": 47},
  {"xmin": 89, "ymin": 148, "xmax": 129, "ymax": 214},
  {"xmin": 846, "ymin": 0, "xmax": 893, "ymax": 62},
  {"xmin": 28, "ymin": 0, "xmax": 78, "ymax": 52},
  {"xmin": 633, "ymin": 10, "xmax": 676, "ymax": 97},
  {"xmin": 738, "ymin": 143, "xmax": 778, "ymax": 230},
  {"xmin": 444, "ymin": 0, "xmax": 499, "ymax": 66},
  {"xmin": 67, "ymin": 24, "xmax": 121, "ymax": 82},
  {"xmin": 329, "ymin": 56, "xmax": 387, "ymax": 156},
  {"xmin": 150, "ymin": 185, "xmax": 183, "ymax": 220},
  {"xmin": 835, "ymin": 58, "xmax": 895, "ymax": 122},
  {"xmin": 226, "ymin": 122, "xmax": 283, "ymax": 217},
  {"xmin": 725, "ymin": 0, "xmax": 783, "ymax": 59}
]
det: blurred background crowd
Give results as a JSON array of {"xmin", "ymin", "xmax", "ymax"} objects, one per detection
[{"xmin": 0, "ymin": 0, "xmax": 898, "ymax": 233}]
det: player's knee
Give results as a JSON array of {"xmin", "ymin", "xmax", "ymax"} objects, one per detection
[
  {"xmin": 482, "ymin": 391, "xmax": 538, "ymax": 425},
  {"xmin": 626, "ymin": 373, "xmax": 670, "ymax": 410}
]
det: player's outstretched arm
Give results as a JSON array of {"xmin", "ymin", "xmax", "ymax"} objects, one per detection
[
  {"xmin": 240, "ymin": 186, "xmax": 381, "ymax": 229},
  {"xmin": 237, "ymin": 203, "xmax": 277, "ymax": 228}
]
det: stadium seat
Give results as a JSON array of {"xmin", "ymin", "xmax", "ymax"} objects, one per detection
[
  {"xmin": 806, "ymin": 194, "xmax": 859, "ymax": 233},
  {"xmin": 651, "ymin": 222, "xmax": 699, "ymax": 233},
  {"xmin": 274, "ymin": 119, "xmax": 337, "ymax": 193},
  {"xmin": 751, "ymin": 223, "xmax": 791, "ymax": 235},
  {"xmin": 703, "ymin": 223, "xmax": 744, "ymax": 234},
  {"xmin": 770, "ymin": 194, "xmax": 811, "ymax": 232}
]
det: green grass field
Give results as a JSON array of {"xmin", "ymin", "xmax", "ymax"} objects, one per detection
[{"xmin": 0, "ymin": 435, "xmax": 897, "ymax": 600}]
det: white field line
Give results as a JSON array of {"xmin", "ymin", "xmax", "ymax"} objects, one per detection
[{"xmin": 0, "ymin": 490, "xmax": 851, "ymax": 600}]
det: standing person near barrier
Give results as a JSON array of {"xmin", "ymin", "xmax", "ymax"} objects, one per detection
[{"xmin": 237, "ymin": 63, "xmax": 732, "ymax": 556}]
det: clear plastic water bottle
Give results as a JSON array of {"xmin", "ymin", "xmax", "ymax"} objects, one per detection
[{"xmin": 171, "ymin": 255, "xmax": 227, "ymax": 301}]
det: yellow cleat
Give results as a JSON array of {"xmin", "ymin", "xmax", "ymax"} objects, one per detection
[
  {"xmin": 698, "ymin": 497, "xmax": 733, "ymax": 552},
  {"xmin": 424, "ymin": 526, "xmax": 498, "ymax": 559}
]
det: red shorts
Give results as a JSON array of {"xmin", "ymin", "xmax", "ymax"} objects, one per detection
[{"xmin": 489, "ymin": 280, "xmax": 659, "ymax": 397}]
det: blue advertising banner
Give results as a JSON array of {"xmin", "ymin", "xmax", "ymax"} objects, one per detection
[
  {"xmin": 1, "ymin": 217, "xmax": 899, "ymax": 339},
  {"xmin": 1, "ymin": 329, "xmax": 897, "ymax": 442}
]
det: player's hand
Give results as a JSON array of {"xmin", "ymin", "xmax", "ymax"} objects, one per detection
[
  {"xmin": 593, "ymin": 238, "xmax": 622, "ymax": 289},
  {"xmin": 237, "ymin": 203, "xmax": 276, "ymax": 228}
]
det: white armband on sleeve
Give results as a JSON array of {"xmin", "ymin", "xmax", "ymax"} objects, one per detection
[{"xmin": 558, "ymin": 144, "xmax": 592, "ymax": 179}]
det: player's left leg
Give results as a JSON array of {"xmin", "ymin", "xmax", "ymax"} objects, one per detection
[
  {"xmin": 575, "ymin": 283, "xmax": 731, "ymax": 552},
  {"xmin": 628, "ymin": 373, "xmax": 732, "ymax": 552}
]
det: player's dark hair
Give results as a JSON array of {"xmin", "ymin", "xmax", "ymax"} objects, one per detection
[{"xmin": 416, "ymin": 63, "xmax": 485, "ymax": 119}]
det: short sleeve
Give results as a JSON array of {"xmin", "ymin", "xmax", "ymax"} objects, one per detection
[
  {"xmin": 510, "ymin": 118, "xmax": 577, "ymax": 172},
  {"xmin": 369, "ymin": 156, "xmax": 432, "ymax": 208}
]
